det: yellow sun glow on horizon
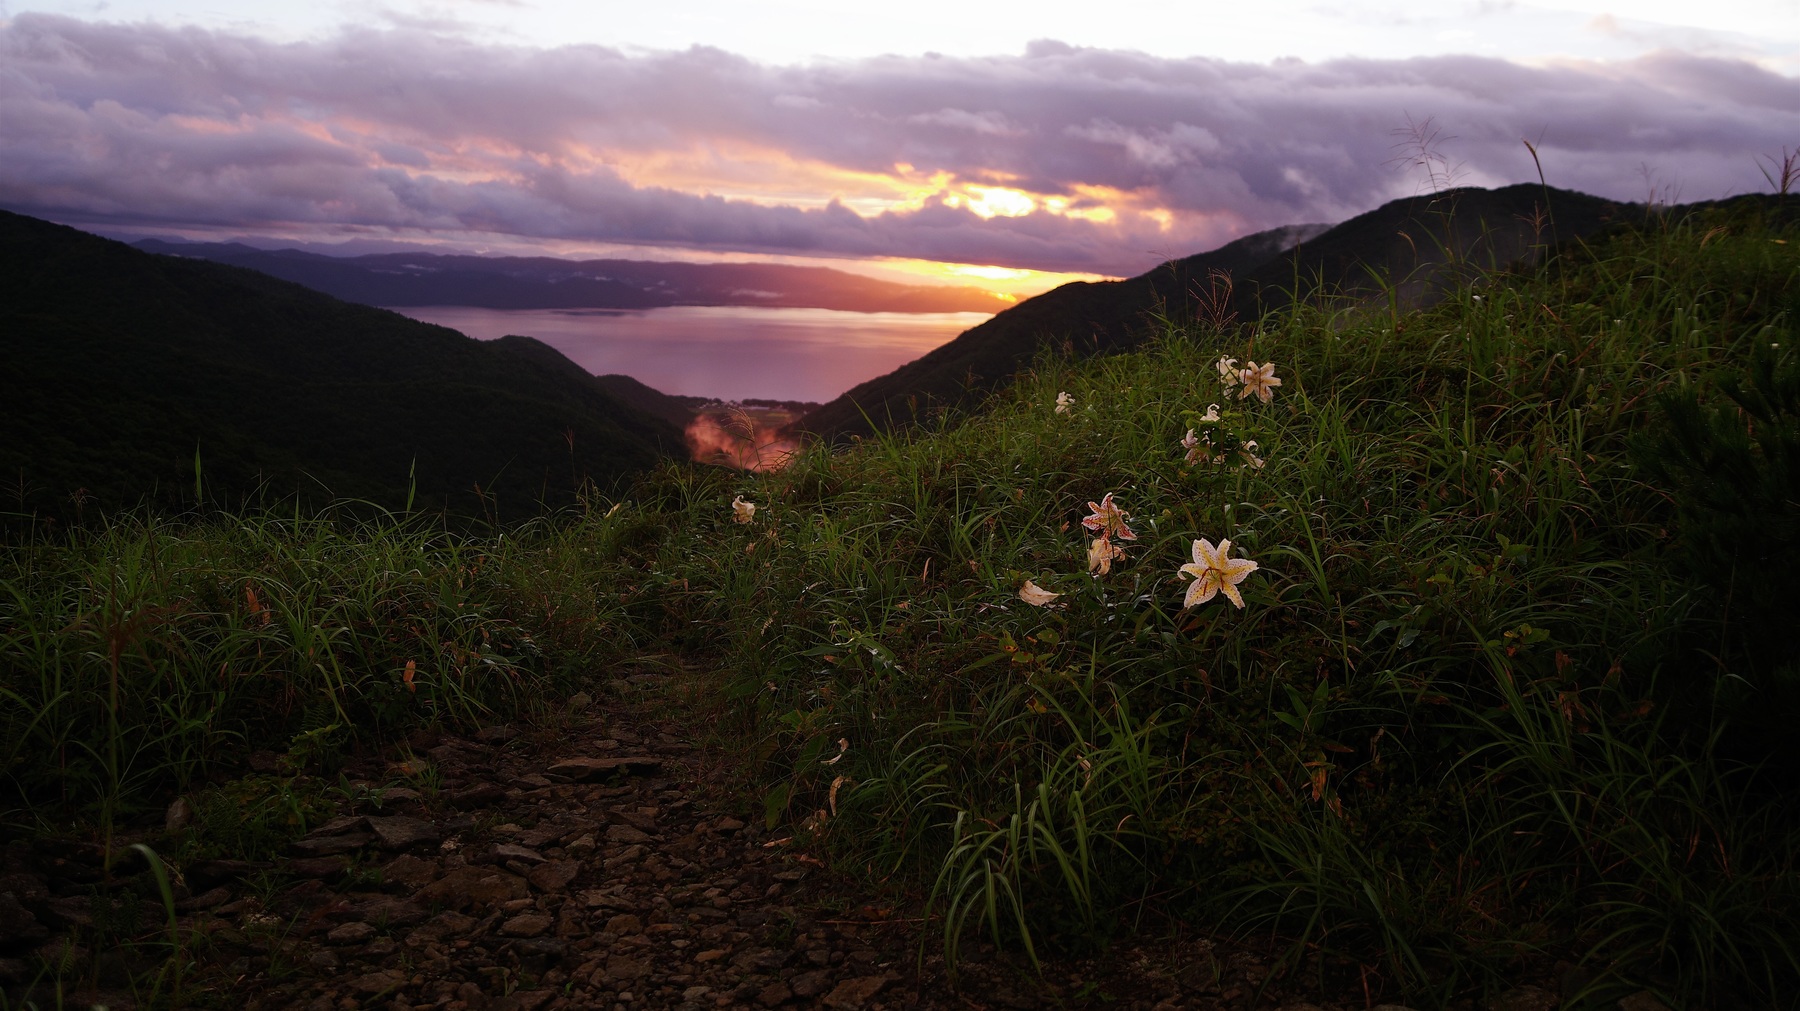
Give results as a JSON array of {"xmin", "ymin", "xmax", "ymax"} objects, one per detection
[{"xmin": 105, "ymin": 125, "xmax": 1141, "ymax": 300}]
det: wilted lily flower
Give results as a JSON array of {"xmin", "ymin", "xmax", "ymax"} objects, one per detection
[
  {"xmin": 1179, "ymin": 537, "xmax": 1259, "ymax": 609},
  {"xmin": 1055, "ymin": 391, "xmax": 1074, "ymax": 414},
  {"xmin": 731, "ymin": 495, "xmax": 756, "ymax": 524},
  {"xmin": 1201, "ymin": 403, "xmax": 1221, "ymax": 423},
  {"xmin": 1216, "ymin": 357, "xmax": 1240, "ymax": 385},
  {"xmin": 1180, "ymin": 428, "xmax": 1203, "ymax": 463},
  {"xmin": 1082, "ymin": 492, "xmax": 1137, "ymax": 541},
  {"xmin": 1237, "ymin": 361, "xmax": 1282, "ymax": 403},
  {"xmin": 1019, "ymin": 579, "xmax": 1062, "ymax": 607},
  {"xmin": 1087, "ymin": 537, "xmax": 1126, "ymax": 575}
]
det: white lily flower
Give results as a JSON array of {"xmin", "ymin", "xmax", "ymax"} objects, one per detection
[
  {"xmin": 1081, "ymin": 492, "xmax": 1137, "ymax": 541},
  {"xmin": 1215, "ymin": 357, "xmax": 1240, "ymax": 385},
  {"xmin": 731, "ymin": 495, "xmax": 756, "ymax": 524},
  {"xmin": 1178, "ymin": 537, "xmax": 1259, "ymax": 609},
  {"xmin": 1055, "ymin": 391, "xmax": 1074, "ymax": 414},
  {"xmin": 1237, "ymin": 361, "xmax": 1282, "ymax": 403}
]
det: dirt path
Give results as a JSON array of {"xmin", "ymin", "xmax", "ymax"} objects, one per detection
[{"xmin": 1, "ymin": 670, "xmax": 1573, "ymax": 1010}]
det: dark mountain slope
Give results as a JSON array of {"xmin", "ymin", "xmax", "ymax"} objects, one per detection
[
  {"xmin": 588, "ymin": 373, "xmax": 713, "ymax": 431},
  {"xmin": 2, "ymin": 212, "xmax": 683, "ymax": 523},
  {"xmin": 795, "ymin": 222, "xmax": 1327, "ymax": 438},
  {"xmin": 483, "ymin": 335, "xmax": 711, "ymax": 430},
  {"xmin": 1235, "ymin": 183, "xmax": 1627, "ymax": 310},
  {"xmin": 798, "ymin": 184, "xmax": 1630, "ymax": 440}
]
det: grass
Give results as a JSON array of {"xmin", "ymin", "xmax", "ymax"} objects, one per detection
[
  {"xmin": 3, "ymin": 200, "xmax": 1797, "ymax": 1008},
  {"xmin": 0, "ymin": 501, "xmax": 652, "ymax": 854},
  {"xmin": 628, "ymin": 203, "xmax": 1800, "ymax": 1007}
]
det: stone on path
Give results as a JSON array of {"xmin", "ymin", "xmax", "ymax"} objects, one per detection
[
  {"xmin": 491, "ymin": 991, "xmax": 555, "ymax": 1011},
  {"xmin": 307, "ymin": 815, "xmax": 367, "ymax": 836},
  {"xmin": 604, "ymin": 823, "xmax": 653, "ymax": 845},
  {"xmin": 414, "ymin": 866, "xmax": 528, "ymax": 910},
  {"xmin": 349, "ymin": 969, "xmax": 406, "ymax": 995},
  {"xmin": 366, "ymin": 814, "xmax": 439, "ymax": 850},
  {"xmin": 547, "ymin": 755, "xmax": 664, "ymax": 781},
  {"xmin": 379, "ymin": 853, "xmax": 439, "ymax": 888},
  {"xmin": 603, "ymin": 954, "xmax": 650, "ymax": 982},
  {"xmin": 499, "ymin": 912, "xmax": 553, "ymax": 938},
  {"xmin": 353, "ymin": 896, "xmax": 428, "ymax": 926},
  {"xmin": 290, "ymin": 833, "xmax": 373, "ymax": 856},
  {"xmin": 325, "ymin": 922, "xmax": 374, "ymax": 945},
  {"xmin": 526, "ymin": 859, "xmax": 579, "ymax": 892},
  {"xmin": 822, "ymin": 973, "xmax": 890, "ymax": 1009},
  {"xmin": 790, "ymin": 969, "xmax": 834, "ymax": 997}
]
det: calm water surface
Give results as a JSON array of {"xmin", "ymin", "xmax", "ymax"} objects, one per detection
[{"xmin": 389, "ymin": 305, "xmax": 990, "ymax": 402}]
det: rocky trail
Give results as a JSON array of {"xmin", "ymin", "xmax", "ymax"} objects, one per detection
[{"xmin": 1, "ymin": 673, "xmax": 1597, "ymax": 1011}]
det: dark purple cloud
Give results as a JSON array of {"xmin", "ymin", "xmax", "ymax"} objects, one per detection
[{"xmin": 1, "ymin": 14, "xmax": 1793, "ymax": 275}]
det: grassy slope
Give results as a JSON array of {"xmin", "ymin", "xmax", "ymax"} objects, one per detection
[
  {"xmin": 798, "ymin": 184, "xmax": 1629, "ymax": 441},
  {"xmin": 634, "ymin": 203, "xmax": 1798, "ymax": 1006},
  {"xmin": 2, "ymin": 211, "xmax": 684, "ymax": 523},
  {"xmin": 4, "ymin": 203, "xmax": 1797, "ymax": 1008}
]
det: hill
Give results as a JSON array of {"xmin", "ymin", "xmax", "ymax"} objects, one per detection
[
  {"xmin": 3, "ymin": 196, "xmax": 1796, "ymax": 1010},
  {"xmin": 131, "ymin": 241, "xmax": 1014, "ymax": 315},
  {"xmin": 589, "ymin": 373, "xmax": 714, "ymax": 430},
  {"xmin": 1, "ymin": 211, "xmax": 685, "ymax": 524},
  {"xmin": 797, "ymin": 183, "xmax": 1630, "ymax": 439}
]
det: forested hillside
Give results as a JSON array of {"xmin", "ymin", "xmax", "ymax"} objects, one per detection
[{"xmin": 3, "ymin": 212, "xmax": 684, "ymax": 524}]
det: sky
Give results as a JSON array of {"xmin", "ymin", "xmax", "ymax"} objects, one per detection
[{"xmin": 2, "ymin": 0, "xmax": 1796, "ymax": 293}]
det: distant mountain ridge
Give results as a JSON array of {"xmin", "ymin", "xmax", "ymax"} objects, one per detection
[
  {"xmin": 797, "ymin": 183, "xmax": 1632, "ymax": 440},
  {"xmin": 4, "ymin": 211, "xmax": 685, "ymax": 523},
  {"xmin": 588, "ymin": 373, "xmax": 714, "ymax": 431},
  {"xmin": 131, "ymin": 240, "xmax": 1014, "ymax": 315}
]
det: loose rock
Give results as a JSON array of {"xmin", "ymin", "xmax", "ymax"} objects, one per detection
[
  {"xmin": 326, "ymin": 922, "xmax": 375, "ymax": 945},
  {"xmin": 350, "ymin": 969, "xmax": 407, "ymax": 995},
  {"xmin": 823, "ymin": 974, "xmax": 889, "ymax": 1009},
  {"xmin": 547, "ymin": 756, "xmax": 664, "ymax": 781},
  {"xmin": 379, "ymin": 853, "xmax": 440, "ymax": 889},
  {"xmin": 527, "ymin": 860, "xmax": 579, "ymax": 892},
  {"xmin": 366, "ymin": 815, "xmax": 440, "ymax": 850}
]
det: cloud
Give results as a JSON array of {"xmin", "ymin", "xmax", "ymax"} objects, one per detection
[{"xmin": 1, "ymin": 13, "xmax": 1794, "ymax": 274}]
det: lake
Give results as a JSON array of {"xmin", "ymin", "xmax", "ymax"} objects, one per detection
[{"xmin": 388, "ymin": 305, "xmax": 992, "ymax": 402}]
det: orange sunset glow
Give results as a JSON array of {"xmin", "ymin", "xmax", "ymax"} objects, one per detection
[
  {"xmin": 6, "ymin": 9, "xmax": 1790, "ymax": 424},
  {"xmin": 591, "ymin": 144, "xmax": 1181, "ymax": 240}
]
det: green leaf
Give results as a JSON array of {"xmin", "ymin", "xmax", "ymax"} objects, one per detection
[{"xmin": 763, "ymin": 783, "xmax": 791, "ymax": 830}]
